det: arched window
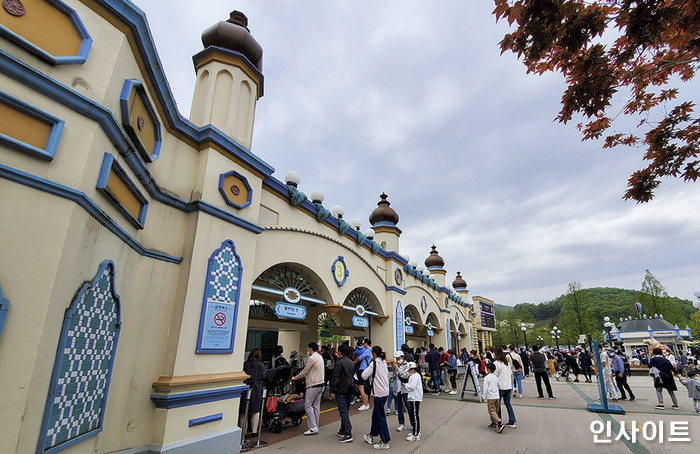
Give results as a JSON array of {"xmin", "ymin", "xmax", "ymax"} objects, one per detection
[{"xmin": 38, "ymin": 261, "xmax": 121, "ymax": 453}]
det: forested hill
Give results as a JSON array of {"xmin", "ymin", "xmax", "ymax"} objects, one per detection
[{"xmin": 494, "ymin": 287, "xmax": 696, "ymax": 330}]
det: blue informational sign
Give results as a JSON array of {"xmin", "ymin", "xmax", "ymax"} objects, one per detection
[
  {"xmin": 427, "ymin": 329, "xmax": 434, "ymax": 337},
  {"xmin": 446, "ymin": 321, "xmax": 452, "ymax": 350},
  {"xmin": 405, "ymin": 325, "xmax": 414, "ymax": 335},
  {"xmin": 196, "ymin": 240, "xmax": 242, "ymax": 354},
  {"xmin": 200, "ymin": 301, "xmax": 236, "ymax": 350},
  {"xmin": 275, "ymin": 302, "xmax": 307, "ymax": 320},
  {"xmin": 395, "ymin": 301, "xmax": 404, "ymax": 350},
  {"xmin": 352, "ymin": 315, "xmax": 369, "ymax": 328}
]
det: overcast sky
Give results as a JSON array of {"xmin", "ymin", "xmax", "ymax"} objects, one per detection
[{"xmin": 135, "ymin": 0, "xmax": 700, "ymax": 308}]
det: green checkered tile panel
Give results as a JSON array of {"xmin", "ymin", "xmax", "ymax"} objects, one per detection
[{"xmin": 43, "ymin": 266, "xmax": 119, "ymax": 451}]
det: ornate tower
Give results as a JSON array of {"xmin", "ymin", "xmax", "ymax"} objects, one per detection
[
  {"xmin": 190, "ymin": 11, "xmax": 263, "ymax": 149},
  {"xmin": 368, "ymin": 193, "xmax": 401, "ymax": 253},
  {"xmin": 424, "ymin": 245, "xmax": 446, "ymax": 287}
]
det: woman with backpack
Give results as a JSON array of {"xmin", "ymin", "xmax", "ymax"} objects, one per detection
[
  {"xmin": 649, "ymin": 347, "xmax": 679, "ymax": 410},
  {"xmin": 494, "ymin": 347, "xmax": 517, "ymax": 429}
]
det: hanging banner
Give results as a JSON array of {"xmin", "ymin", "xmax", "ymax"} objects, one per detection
[
  {"xmin": 446, "ymin": 321, "xmax": 452, "ymax": 350},
  {"xmin": 395, "ymin": 301, "xmax": 404, "ymax": 350},
  {"xmin": 352, "ymin": 315, "xmax": 369, "ymax": 328},
  {"xmin": 274, "ymin": 302, "xmax": 307, "ymax": 320}
]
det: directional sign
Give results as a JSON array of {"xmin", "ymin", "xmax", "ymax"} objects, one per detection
[
  {"xmin": 352, "ymin": 315, "xmax": 369, "ymax": 328},
  {"xmin": 274, "ymin": 302, "xmax": 307, "ymax": 320},
  {"xmin": 427, "ymin": 329, "xmax": 434, "ymax": 337},
  {"xmin": 405, "ymin": 325, "xmax": 414, "ymax": 335}
]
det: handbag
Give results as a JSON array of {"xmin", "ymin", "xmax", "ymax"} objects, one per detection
[{"xmin": 364, "ymin": 359, "xmax": 377, "ymax": 396}]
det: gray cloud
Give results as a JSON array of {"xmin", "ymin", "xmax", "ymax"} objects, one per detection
[{"xmin": 136, "ymin": 0, "xmax": 700, "ymax": 305}]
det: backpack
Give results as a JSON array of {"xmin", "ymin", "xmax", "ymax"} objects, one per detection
[{"xmin": 511, "ymin": 353, "xmax": 521, "ymax": 370}]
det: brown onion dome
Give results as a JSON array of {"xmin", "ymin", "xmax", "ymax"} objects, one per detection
[
  {"xmin": 369, "ymin": 193, "xmax": 399, "ymax": 226},
  {"xmin": 424, "ymin": 245, "xmax": 445, "ymax": 268},
  {"xmin": 202, "ymin": 11, "xmax": 263, "ymax": 71},
  {"xmin": 452, "ymin": 271, "xmax": 467, "ymax": 289}
]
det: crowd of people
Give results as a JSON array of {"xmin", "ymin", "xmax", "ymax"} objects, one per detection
[{"xmin": 239, "ymin": 340, "xmax": 700, "ymax": 449}]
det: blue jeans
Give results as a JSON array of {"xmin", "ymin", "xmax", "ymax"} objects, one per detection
[
  {"xmin": 513, "ymin": 370, "xmax": 523, "ymax": 394},
  {"xmin": 395, "ymin": 392, "xmax": 407, "ymax": 425},
  {"xmin": 370, "ymin": 396, "xmax": 391, "ymax": 443},
  {"xmin": 498, "ymin": 389, "xmax": 516, "ymax": 424},
  {"xmin": 430, "ymin": 370, "xmax": 441, "ymax": 393},
  {"xmin": 336, "ymin": 394, "xmax": 352, "ymax": 436}
]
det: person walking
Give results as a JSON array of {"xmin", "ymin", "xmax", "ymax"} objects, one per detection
[
  {"xmin": 391, "ymin": 350, "xmax": 409, "ymax": 432},
  {"xmin": 530, "ymin": 345, "xmax": 555, "ymax": 399},
  {"xmin": 507, "ymin": 345, "xmax": 524, "ymax": 398},
  {"xmin": 600, "ymin": 346, "xmax": 620, "ymax": 400},
  {"xmin": 565, "ymin": 351, "xmax": 581, "ymax": 382},
  {"xmin": 403, "ymin": 361, "xmax": 423, "ymax": 441},
  {"xmin": 648, "ymin": 347, "xmax": 679, "ymax": 410},
  {"xmin": 354, "ymin": 339, "xmax": 373, "ymax": 411},
  {"xmin": 613, "ymin": 350, "xmax": 635, "ymax": 401},
  {"xmin": 579, "ymin": 349, "xmax": 593, "ymax": 383},
  {"xmin": 483, "ymin": 363, "xmax": 506, "ymax": 433},
  {"xmin": 519, "ymin": 347, "xmax": 530, "ymax": 377},
  {"xmin": 447, "ymin": 349, "xmax": 459, "ymax": 395},
  {"xmin": 290, "ymin": 342, "xmax": 325, "ymax": 435},
  {"xmin": 494, "ymin": 347, "xmax": 517, "ymax": 428},
  {"xmin": 239, "ymin": 348, "xmax": 267, "ymax": 435},
  {"xmin": 425, "ymin": 344, "xmax": 442, "ymax": 395},
  {"xmin": 330, "ymin": 343, "xmax": 356, "ymax": 443},
  {"xmin": 362, "ymin": 346, "xmax": 391, "ymax": 450},
  {"xmin": 678, "ymin": 371, "xmax": 700, "ymax": 413}
]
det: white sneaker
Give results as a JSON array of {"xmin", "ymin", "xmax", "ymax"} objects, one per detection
[
  {"xmin": 373, "ymin": 442, "xmax": 390, "ymax": 450},
  {"xmin": 518, "ymin": 394, "xmax": 523, "ymax": 398},
  {"xmin": 363, "ymin": 433, "xmax": 374, "ymax": 445},
  {"xmin": 396, "ymin": 424, "xmax": 406, "ymax": 432},
  {"xmin": 406, "ymin": 433, "xmax": 421, "ymax": 441},
  {"xmin": 304, "ymin": 428, "xmax": 319, "ymax": 435},
  {"xmin": 358, "ymin": 404, "xmax": 370, "ymax": 411},
  {"xmin": 449, "ymin": 390, "xmax": 457, "ymax": 395},
  {"xmin": 385, "ymin": 409, "xmax": 392, "ymax": 415}
]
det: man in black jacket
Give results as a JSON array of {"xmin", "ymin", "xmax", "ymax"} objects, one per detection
[
  {"xmin": 330, "ymin": 343, "xmax": 356, "ymax": 443},
  {"xmin": 530, "ymin": 345, "xmax": 555, "ymax": 399}
]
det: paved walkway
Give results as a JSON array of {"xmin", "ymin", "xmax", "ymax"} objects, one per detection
[{"xmin": 247, "ymin": 375, "xmax": 698, "ymax": 453}]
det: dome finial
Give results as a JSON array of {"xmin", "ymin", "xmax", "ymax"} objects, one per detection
[{"xmin": 369, "ymin": 193, "xmax": 399, "ymax": 226}]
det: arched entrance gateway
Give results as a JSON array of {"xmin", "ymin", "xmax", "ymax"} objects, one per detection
[{"xmin": 0, "ymin": 7, "xmax": 498, "ymax": 454}]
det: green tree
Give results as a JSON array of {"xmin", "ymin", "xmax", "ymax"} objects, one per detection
[
  {"xmin": 639, "ymin": 269, "xmax": 668, "ymax": 316},
  {"xmin": 494, "ymin": 0, "xmax": 700, "ymax": 202},
  {"xmin": 559, "ymin": 282, "xmax": 596, "ymax": 341}
]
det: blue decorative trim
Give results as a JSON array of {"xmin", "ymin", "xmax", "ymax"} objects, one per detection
[
  {"xmin": 218, "ymin": 170, "xmax": 252, "ymax": 209},
  {"xmin": 37, "ymin": 261, "xmax": 121, "ymax": 454},
  {"xmin": 0, "ymin": 163, "xmax": 181, "ymax": 263},
  {"xmin": 96, "ymin": 153, "xmax": 149, "ymax": 229},
  {"xmin": 189, "ymin": 413, "xmax": 224, "ymax": 428},
  {"xmin": 0, "ymin": 91, "xmax": 65, "ymax": 161},
  {"xmin": 250, "ymin": 285, "xmax": 327, "ymax": 305},
  {"xmin": 420, "ymin": 296, "xmax": 427, "ymax": 314},
  {"xmin": 192, "ymin": 47, "xmax": 264, "ymax": 98},
  {"xmin": 0, "ymin": 285, "xmax": 8, "ymax": 339},
  {"xmin": 0, "ymin": 0, "xmax": 92, "ymax": 65},
  {"xmin": 395, "ymin": 301, "xmax": 404, "ymax": 351},
  {"xmin": 440, "ymin": 309, "xmax": 451, "ymax": 314},
  {"xmin": 385, "ymin": 286, "xmax": 406, "ymax": 295},
  {"xmin": 331, "ymin": 256, "xmax": 349, "ymax": 287},
  {"xmin": 83, "ymin": 1, "xmax": 273, "ymax": 174},
  {"xmin": 119, "ymin": 79, "xmax": 162, "ymax": 162},
  {"xmin": 151, "ymin": 385, "xmax": 249, "ymax": 409},
  {"xmin": 371, "ymin": 220, "xmax": 402, "ymax": 234},
  {"xmin": 0, "ymin": 51, "xmax": 268, "ymax": 233},
  {"xmin": 196, "ymin": 240, "xmax": 243, "ymax": 354}
]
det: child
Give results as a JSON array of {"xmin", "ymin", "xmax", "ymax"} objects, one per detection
[
  {"xmin": 679, "ymin": 371, "xmax": 700, "ymax": 413},
  {"xmin": 403, "ymin": 361, "xmax": 423, "ymax": 441},
  {"xmin": 483, "ymin": 363, "xmax": 505, "ymax": 433}
]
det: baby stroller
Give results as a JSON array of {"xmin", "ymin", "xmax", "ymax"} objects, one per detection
[
  {"xmin": 555, "ymin": 364, "xmax": 571, "ymax": 382},
  {"xmin": 263, "ymin": 366, "xmax": 305, "ymax": 434}
]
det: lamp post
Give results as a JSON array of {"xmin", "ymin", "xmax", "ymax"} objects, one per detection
[
  {"xmin": 551, "ymin": 326, "xmax": 561, "ymax": 352},
  {"xmin": 603, "ymin": 316, "xmax": 614, "ymax": 348},
  {"xmin": 521, "ymin": 323, "xmax": 528, "ymax": 349}
]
